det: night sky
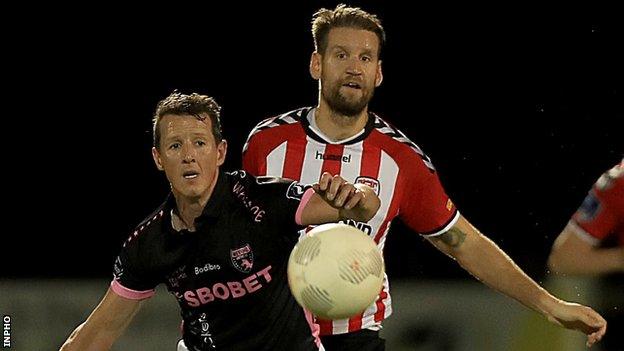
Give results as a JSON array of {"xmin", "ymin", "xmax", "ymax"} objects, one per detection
[{"xmin": 5, "ymin": 2, "xmax": 622, "ymax": 281}]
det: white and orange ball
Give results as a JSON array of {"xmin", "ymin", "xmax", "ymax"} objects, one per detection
[{"xmin": 287, "ymin": 223, "xmax": 384, "ymax": 320}]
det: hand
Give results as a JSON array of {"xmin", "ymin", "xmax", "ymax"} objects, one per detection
[
  {"xmin": 546, "ymin": 300, "xmax": 607, "ymax": 348},
  {"xmin": 312, "ymin": 172, "xmax": 364, "ymax": 210}
]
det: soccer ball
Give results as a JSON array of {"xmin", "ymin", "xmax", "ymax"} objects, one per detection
[{"xmin": 287, "ymin": 223, "xmax": 384, "ymax": 320}]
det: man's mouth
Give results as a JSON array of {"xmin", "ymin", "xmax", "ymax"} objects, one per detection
[
  {"xmin": 342, "ymin": 82, "xmax": 362, "ymax": 89},
  {"xmin": 183, "ymin": 171, "xmax": 199, "ymax": 179}
]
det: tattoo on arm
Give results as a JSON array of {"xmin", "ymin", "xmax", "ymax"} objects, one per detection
[{"xmin": 435, "ymin": 227, "xmax": 467, "ymax": 248}]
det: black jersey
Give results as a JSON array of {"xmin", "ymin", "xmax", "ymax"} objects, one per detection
[{"xmin": 110, "ymin": 170, "xmax": 320, "ymax": 351}]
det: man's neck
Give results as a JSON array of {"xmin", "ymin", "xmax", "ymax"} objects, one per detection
[{"xmin": 315, "ymin": 101, "xmax": 368, "ymax": 142}]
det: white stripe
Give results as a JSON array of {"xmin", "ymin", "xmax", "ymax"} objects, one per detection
[
  {"xmin": 422, "ymin": 210, "xmax": 461, "ymax": 237},
  {"xmin": 282, "ymin": 115, "xmax": 297, "ymax": 124},
  {"xmin": 340, "ymin": 141, "xmax": 363, "ymax": 182},
  {"xmin": 266, "ymin": 141, "xmax": 288, "ymax": 177},
  {"xmin": 332, "ymin": 316, "xmax": 350, "ymax": 334},
  {"xmin": 368, "ymin": 151, "xmax": 399, "ymax": 240},
  {"xmin": 377, "ymin": 222, "xmax": 391, "ymax": 252},
  {"xmin": 567, "ymin": 220, "xmax": 601, "ymax": 246},
  {"xmin": 300, "ymin": 137, "xmax": 325, "ymax": 185}
]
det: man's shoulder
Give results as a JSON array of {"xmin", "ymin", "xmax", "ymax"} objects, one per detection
[
  {"xmin": 368, "ymin": 113, "xmax": 437, "ymax": 172},
  {"xmin": 122, "ymin": 201, "xmax": 169, "ymax": 249},
  {"xmin": 250, "ymin": 107, "xmax": 310, "ymax": 133},
  {"xmin": 227, "ymin": 170, "xmax": 294, "ymax": 192}
]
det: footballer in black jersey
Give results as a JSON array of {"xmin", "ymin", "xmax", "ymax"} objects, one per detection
[{"xmin": 60, "ymin": 92, "xmax": 380, "ymax": 351}]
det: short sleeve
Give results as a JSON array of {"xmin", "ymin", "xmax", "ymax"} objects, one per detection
[
  {"xmin": 398, "ymin": 152, "xmax": 459, "ymax": 236},
  {"xmin": 110, "ymin": 240, "xmax": 158, "ymax": 300}
]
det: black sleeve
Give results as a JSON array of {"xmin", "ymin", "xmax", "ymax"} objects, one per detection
[
  {"xmin": 110, "ymin": 235, "xmax": 160, "ymax": 299},
  {"xmin": 251, "ymin": 175, "xmax": 313, "ymax": 231}
]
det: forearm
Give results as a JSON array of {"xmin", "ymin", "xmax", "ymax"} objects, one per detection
[
  {"xmin": 548, "ymin": 225, "xmax": 624, "ymax": 275},
  {"xmin": 430, "ymin": 217, "xmax": 559, "ymax": 317},
  {"xmin": 60, "ymin": 288, "xmax": 142, "ymax": 351},
  {"xmin": 60, "ymin": 322, "xmax": 116, "ymax": 351},
  {"xmin": 454, "ymin": 231, "xmax": 559, "ymax": 315},
  {"xmin": 549, "ymin": 246, "xmax": 624, "ymax": 275}
]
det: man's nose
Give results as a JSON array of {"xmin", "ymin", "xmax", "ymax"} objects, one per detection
[
  {"xmin": 182, "ymin": 144, "xmax": 196, "ymax": 163},
  {"xmin": 346, "ymin": 58, "xmax": 363, "ymax": 75}
]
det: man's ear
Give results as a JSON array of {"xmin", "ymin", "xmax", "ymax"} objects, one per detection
[
  {"xmin": 216, "ymin": 140, "xmax": 228, "ymax": 167},
  {"xmin": 152, "ymin": 147, "xmax": 164, "ymax": 171},
  {"xmin": 310, "ymin": 52, "xmax": 321, "ymax": 80},
  {"xmin": 375, "ymin": 60, "xmax": 383, "ymax": 87}
]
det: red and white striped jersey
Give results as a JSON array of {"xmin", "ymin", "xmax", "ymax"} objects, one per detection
[{"xmin": 243, "ymin": 107, "xmax": 459, "ymax": 335}]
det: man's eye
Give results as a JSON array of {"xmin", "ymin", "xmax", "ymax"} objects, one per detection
[
  {"xmin": 337, "ymin": 53, "xmax": 347, "ymax": 59},
  {"xmin": 361, "ymin": 56, "xmax": 371, "ymax": 62},
  {"xmin": 196, "ymin": 140, "xmax": 206, "ymax": 146},
  {"xmin": 169, "ymin": 143, "xmax": 181, "ymax": 150}
]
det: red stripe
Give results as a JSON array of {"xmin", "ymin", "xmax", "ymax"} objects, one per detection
[
  {"xmin": 348, "ymin": 313, "xmax": 363, "ymax": 332},
  {"xmin": 320, "ymin": 144, "xmax": 344, "ymax": 175},
  {"xmin": 282, "ymin": 128, "xmax": 307, "ymax": 180},
  {"xmin": 318, "ymin": 318, "xmax": 333, "ymax": 335},
  {"xmin": 360, "ymin": 135, "xmax": 381, "ymax": 179},
  {"xmin": 373, "ymin": 287, "xmax": 388, "ymax": 322}
]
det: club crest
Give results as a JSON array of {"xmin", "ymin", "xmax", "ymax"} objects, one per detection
[
  {"xmin": 230, "ymin": 244, "xmax": 254, "ymax": 273},
  {"xmin": 355, "ymin": 176, "xmax": 380, "ymax": 195}
]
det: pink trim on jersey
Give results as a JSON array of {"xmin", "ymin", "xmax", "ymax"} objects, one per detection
[
  {"xmin": 110, "ymin": 280, "xmax": 155, "ymax": 300},
  {"xmin": 304, "ymin": 308, "xmax": 322, "ymax": 349},
  {"xmin": 295, "ymin": 188, "xmax": 316, "ymax": 225}
]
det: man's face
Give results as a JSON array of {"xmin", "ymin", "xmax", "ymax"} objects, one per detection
[
  {"xmin": 313, "ymin": 27, "xmax": 383, "ymax": 117},
  {"xmin": 152, "ymin": 114, "xmax": 227, "ymax": 201}
]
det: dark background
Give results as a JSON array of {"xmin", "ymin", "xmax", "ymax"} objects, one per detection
[{"xmin": 6, "ymin": 2, "xmax": 622, "ymax": 282}]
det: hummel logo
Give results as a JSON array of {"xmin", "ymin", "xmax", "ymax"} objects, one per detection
[{"xmin": 315, "ymin": 150, "xmax": 351, "ymax": 163}]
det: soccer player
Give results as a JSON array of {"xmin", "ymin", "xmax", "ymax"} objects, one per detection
[
  {"xmin": 59, "ymin": 91, "xmax": 380, "ymax": 351},
  {"xmin": 242, "ymin": 5, "xmax": 607, "ymax": 350},
  {"xmin": 548, "ymin": 160, "xmax": 623, "ymax": 349}
]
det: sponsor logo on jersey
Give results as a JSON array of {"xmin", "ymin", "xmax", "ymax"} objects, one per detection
[
  {"xmin": 355, "ymin": 176, "xmax": 380, "ymax": 195},
  {"xmin": 286, "ymin": 181, "xmax": 310, "ymax": 200},
  {"xmin": 576, "ymin": 192, "xmax": 601, "ymax": 222},
  {"xmin": 446, "ymin": 199, "xmax": 454, "ymax": 211},
  {"xmin": 113, "ymin": 256, "xmax": 124, "ymax": 279},
  {"xmin": 194, "ymin": 263, "xmax": 221, "ymax": 275},
  {"xmin": 315, "ymin": 150, "xmax": 352, "ymax": 163},
  {"xmin": 181, "ymin": 266, "xmax": 273, "ymax": 306},
  {"xmin": 230, "ymin": 244, "xmax": 254, "ymax": 273}
]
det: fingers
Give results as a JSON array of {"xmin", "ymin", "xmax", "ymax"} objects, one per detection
[
  {"xmin": 315, "ymin": 173, "xmax": 362, "ymax": 209},
  {"xmin": 326, "ymin": 175, "xmax": 345, "ymax": 201},
  {"xmin": 318, "ymin": 172, "xmax": 333, "ymax": 192},
  {"xmin": 582, "ymin": 307, "xmax": 607, "ymax": 347},
  {"xmin": 586, "ymin": 310, "xmax": 607, "ymax": 347}
]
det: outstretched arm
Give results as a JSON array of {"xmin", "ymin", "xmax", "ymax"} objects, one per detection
[
  {"xmin": 299, "ymin": 172, "xmax": 380, "ymax": 226},
  {"xmin": 548, "ymin": 222, "xmax": 624, "ymax": 275},
  {"xmin": 427, "ymin": 215, "xmax": 607, "ymax": 348},
  {"xmin": 60, "ymin": 288, "xmax": 144, "ymax": 351}
]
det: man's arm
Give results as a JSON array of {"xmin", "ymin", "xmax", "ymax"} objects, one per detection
[
  {"xmin": 60, "ymin": 288, "xmax": 144, "ymax": 351},
  {"xmin": 548, "ymin": 223, "xmax": 624, "ymax": 275},
  {"xmin": 427, "ymin": 215, "xmax": 607, "ymax": 348},
  {"xmin": 299, "ymin": 172, "xmax": 381, "ymax": 226}
]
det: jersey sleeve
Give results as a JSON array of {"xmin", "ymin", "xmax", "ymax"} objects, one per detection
[
  {"xmin": 242, "ymin": 131, "xmax": 264, "ymax": 176},
  {"xmin": 397, "ymin": 151, "xmax": 459, "ymax": 236},
  {"xmin": 570, "ymin": 175, "xmax": 622, "ymax": 245},
  {"xmin": 251, "ymin": 175, "xmax": 314, "ymax": 230},
  {"xmin": 110, "ymin": 235, "xmax": 159, "ymax": 300}
]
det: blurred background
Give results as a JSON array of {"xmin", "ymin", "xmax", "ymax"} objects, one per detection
[{"xmin": 2, "ymin": 1, "xmax": 622, "ymax": 350}]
